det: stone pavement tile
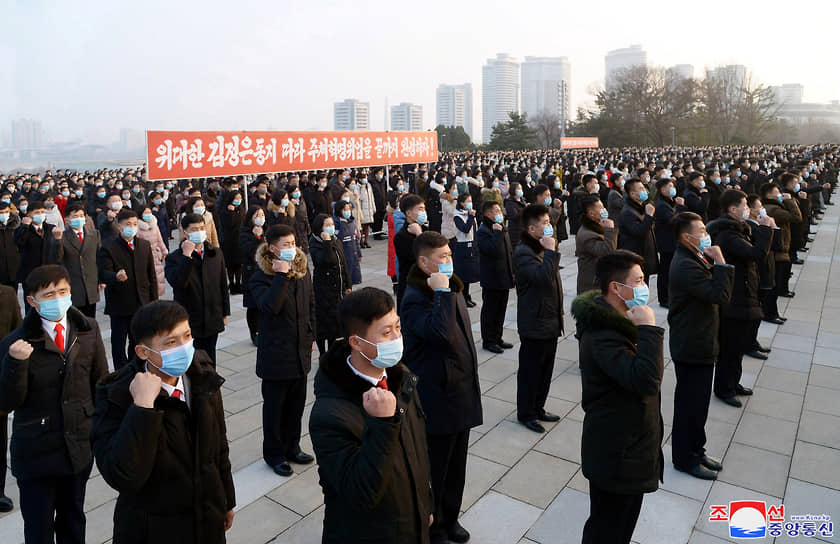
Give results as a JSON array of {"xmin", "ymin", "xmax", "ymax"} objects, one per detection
[
  {"xmin": 565, "ymin": 402, "xmax": 585, "ymax": 422},
  {"xmin": 224, "ymin": 339, "xmax": 260, "ymax": 357},
  {"xmin": 471, "ymin": 419, "xmax": 545, "ymax": 467},
  {"xmin": 706, "ymin": 395, "xmax": 746, "ymax": 425},
  {"xmin": 804, "ymin": 384, "xmax": 840, "ymax": 417},
  {"xmin": 813, "ymin": 347, "xmax": 840, "ymax": 369},
  {"xmin": 719, "ymin": 443, "xmax": 790, "ymax": 497},
  {"xmin": 478, "ymin": 356, "xmax": 517, "ymax": 384},
  {"xmin": 0, "ymin": 510, "xmax": 23, "ymax": 544},
  {"xmin": 554, "ymin": 338, "xmax": 579, "ymax": 361},
  {"xmin": 809, "ymin": 364, "xmax": 840, "ymax": 389},
  {"xmin": 267, "ymin": 464, "xmax": 323, "ymax": 517},
  {"xmin": 799, "ymin": 410, "xmax": 840, "ymax": 450},
  {"xmin": 222, "ymin": 382, "xmax": 263, "ymax": 414},
  {"xmin": 221, "ymin": 352, "xmax": 259, "ymax": 374},
  {"xmin": 816, "ymin": 330, "xmax": 840, "ymax": 348},
  {"xmin": 687, "ymin": 531, "xmax": 732, "ymax": 543},
  {"xmin": 492, "ymin": 451, "xmax": 578, "ymax": 509},
  {"xmin": 631, "ymin": 489, "xmax": 703, "ymax": 544},
  {"xmin": 784, "ymin": 307, "xmax": 822, "ymax": 324},
  {"xmin": 566, "ymin": 467, "xmax": 589, "ymax": 493},
  {"xmin": 763, "ymin": 348, "xmax": 813, "ymax": 373},
  {"xmin": 694, "ymin": 481, "xmax": 781, "ymax": 543},
  {"xmin": 469, "ymin": 429, "xmax": 484, "ymax": 447},
  {"xmin": 702, "ymin": 418, "xmax": 739, "ymax": 461},
  {"xmin": 755, "ymin": 366, "xmax": 809, "ymax": 395},
  {"xmin": 225, "ymin": 403, "xmax": 263, "ymax": 441},
  {"xmin": 661, "ymin": 447, "xmax": 715, "ymax": 502},
  {"xmin": 226, "ymin": 497, "xmax": 300, "ymax": 544},
  {"xmin": 771, "ymin": 333, "xmax": 816, "ymax": 354},
  {"xmin": 732, "ymin": 412, "xmax": 799, "ymax": 456},
  {"xmin": 473, "ymin": 395, "xmax": 516, "ymax": 434},
  {"xmin": 547, "ymin": 372, "xmax": 582, "ymax": 403},
  {"xmin": 83, "ymin": 474, "xmax": 119, "ymax": 512},
  {"xmin": 84, "ymin": 498, "xmax": 116, "ymax": 544},
  {"xmin": 462, "ymin": 453, "xmax": 509, "ymax": 511},
  {"xmin": 744, "ymin": 387, "xmax": 804, "ymax": 423},
  {"xmin": 778, "ymin": 319, "xmax": 819, "ymax": 339},
  {"xmin": 234, "ymin": 460, "xmax": 301, "ymax": 512},
  {"xmin": 533, "ymin": 417, "xmax": 582, "ymax": 464},
  {"xmin": 484, "ymin": 374, "xmax": 517, "ymax": 404},
  {"xmin": 222, "ymin": 369, "xmax": 261, "ymax": 392},
  {"xmin": 774, "ymin": 478, "xmax": 840, "ymax": 543},
  {"xmin": 268, "ymin": 505, "xmax": 324, "ymax": 544},
  {"xmin": 461, "ymin": 491, "xmax": 543, "ymax": 544},
  {"xmin": 525, "ymin": 487, "xmax": 589, "ymax": 544},
  {"xmin": 228, "ymin": 427, "xmax": 263, "ymax": 472},
  {"xmin": 791, "ymin": 441, "xmax": 840, "ymax": 491}
]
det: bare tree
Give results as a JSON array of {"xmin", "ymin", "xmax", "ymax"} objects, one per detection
[{"xmin": 529, "ymin": 110, "xmax": 562, "ymax": 148}]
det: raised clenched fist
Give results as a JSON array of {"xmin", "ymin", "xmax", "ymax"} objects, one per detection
[
  {"xmin": 53, "ymin": 228, "xmax": 63, "ymax": 240},
  {"xmin": 362, "ymin": 387, "xmax": 396, "ymax": 418},
  {"xmin": 9, "ymin": 339, "xmax": 34, "ymax": 360},
  {"xmin": 129, "ymin": 371, "xmax": 162, "ymax": 409},
  {"xmin": 539, "ymin": 235, "xmax": 556, "ymax": 251},
  {"xmin": 408, "ymin": 223, "xmax": 422, "ymax": 236},
  {"xmin": 116, "ymin": 269, "xmax": 128, "ymax": 282},
  {"xmin": 272, "ymin": 258, "xmax": 291, "ymax": 274},
  {"xmin": 626, "ymin": 305, "xmax": 655, "ymax": 326}
]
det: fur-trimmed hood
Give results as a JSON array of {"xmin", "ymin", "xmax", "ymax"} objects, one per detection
[
  {"xmin": 406, "ymin": 263, "xmax": 463, "ymax": 296},
  {"xmin": 22, "ymin": 305, "xmax": 92, "ymax": 341},
  {"xmin": 571, "ymin": 290, "xmax": 638, "ymax": 343},
  {"xmin": 255, "ymin": 242, "xmax": 308, "ymax": 280}
]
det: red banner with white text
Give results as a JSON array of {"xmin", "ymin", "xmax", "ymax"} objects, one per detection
[
  {"xmin": 560, "ymin": 137, "xmax": 599, "ymax": 149},
  {"xmin": 146, "ymin": 130, "xmax": 439, "ymax": 181}
]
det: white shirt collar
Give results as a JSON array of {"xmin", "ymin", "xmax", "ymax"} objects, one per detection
[
  {"xmin": 41, "ymin": 315, "xmax": 68, "ymax": 348},
  {"xmin": 145, "ymin": 362, "xmax": 190, "ymax": 404},
  {"xmin": 346, "ymin": 356, "xmax": 386, "ymax": 386}
]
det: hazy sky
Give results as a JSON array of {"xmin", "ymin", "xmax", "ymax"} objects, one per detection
[{"xmin": 1, "ymin": 0, "xmax": 838, "ymax": 145}]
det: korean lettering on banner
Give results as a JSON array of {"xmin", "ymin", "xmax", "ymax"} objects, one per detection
[{"xmin": 147, "ymin": 131, "xmax": 438, "ymax": 180}]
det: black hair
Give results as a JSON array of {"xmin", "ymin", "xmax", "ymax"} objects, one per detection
[
  {"xmin": 28, "ymin": 200, "xmax": 46, "ymax": 212},
  {"xmin": 338, "ymin": 287, "xmax": 395, "ymax": 338},
  {"xmin": 596, "ymin": 250, "xmax": 645, "ymax": 293},
  {"xmin": 180, "ymin": 212, "xmax": 205, "ymax": 230},
  {"xmin": 481, "ymin": 200, "xmax": 501, "ymax": 215},
  {"xmin": 25, "ymin": 264, "xmax": 71, "ymax": 295},
  {"xmin": 185, "ymin": 196, "xmax": 205, "ymax": 214},
  {"xmin": 116, "ymin": 209, "xmax": 138, "ymax": 222},
  {"xmin": 456, "ymin": 193, "xmax": 471, "ymax": 209},
  {"xmin": 671, "ymin": 211, "xmax": 703, "ymax": 239},
  {"xmin": 131, "ymin": 300, "xmax": 191, "ymax": 344},
  {"xmin": 266, "ymin": 224, "xmax": 295, "ymax": 245},
  {"xmin": 580, "ymin": 195, "xmax": 602, "ymax": 215},
  {"xmin": 719, "ymin": 189, "xmax": 747, "ymax": 214},
  {"xmin": 688, "ymin": 171, "xmax": 703, "ymax": 183},
  {"xmin": 399, "ymin": 194, "xmax": 424, "ymax": 213},
  {"xmin": 311, "ymin": 213, "xmax": 331, "ymax": 234},
  {"xmin": 64, "ymin": 201, "xmax": 86, "ymax": 217},
  {"xmin": 624, "ymin": 178, "xmax": 643, "ymax": 194},
  {"xmin": 746, "ymin": 193, "xmax": 762, "ymax": 208},
  {"xmin": 244, "ymin": 205, "xmax": 265, "ymax": 226},
  {"xmin": 533, "ymin": 184, "xmax": 550, "ymax": 197},
  {"xmin": 522, "ymin": 203, "xmax": 550, "ymax": 228},
  {"xmin": 413, "ymin": 231, "xmax": 449, "ymax": 259},
  {"xmin": 760, "ymin": 182, "xmax": 780, "ymax": 199}
]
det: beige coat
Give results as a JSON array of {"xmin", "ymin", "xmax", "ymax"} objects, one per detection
[{"xmin": 137, "ymin": 215, "xmax": 169, "ymax": 296}]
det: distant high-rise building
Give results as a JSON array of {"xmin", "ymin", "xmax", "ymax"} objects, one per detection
[
  {"xmin": 119, "ymin": 128, "xmax": 145, "ymax": 152},
  {"xmin": 771, "ymin": 83, "xmax": 805, "ymax": 106},
  {"xmin": 605, "ymin": 44, "xmax": 648, "ymax": 89},
  {"xmin": 333, "ymin": 99, "xmax": 370, "ymax": 130},
  {"xmin": 667, "ymin": 64, "xmax": 694, "ymax": 81},
  {"xmin": 705, "ymin": 64, "xmax": 747, "ymax": 102},
  {"xmin": 521, "ymin": 56, "xmax": 572, "ymax": 128},
  {"xmin": 436, "ymin": 83, "xmax": 473, "ymax": 141},
  {"xmin": 482, "ymin": 53, "xmax": 520, "ymax": 143},
  {"xmin": 390, "ymin": 102, "xmax": 423, "ymax": 131},
  {"xmin": 11, "ymin": 118, "xmax": 43, "ymax": 150}
]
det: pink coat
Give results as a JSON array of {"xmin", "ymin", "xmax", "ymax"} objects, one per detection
[{"xmin": 137, "ymin": 216, "xmax": 169, "ymax": 296}]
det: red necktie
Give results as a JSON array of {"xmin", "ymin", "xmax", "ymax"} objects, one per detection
[
  {"xmin": 171, "ymin": 389, "xmax": 182, "ymax": 400},
  {"xmin": 77, "ymin": 231, "xmax": 84, "ymax": 244},
  {"xmin": 376, "ymin": 377, "xmax": 388, "ymax": 390},
  {"xmin": 128, "ymin": 240, "xmax": 134, "ymax": 251},
  {"xmin": 54, "ymin": 323, "xmax": 65, "ymax": 354},
  {"xmin": 196, "ymin": 248, "xmax": 203, "ymax": 259}
]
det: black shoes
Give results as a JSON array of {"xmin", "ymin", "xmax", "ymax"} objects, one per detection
[
  {"xmin": 676, "ymin": 463, "xmax": 718, "ymax": 480},
  {"xmin": 373, "ymin": 233, "xmax": 387, "ymax": 240},
  {"xmin": 763, "ymin": 316, "xmax": 785, "ymax": 325},
  {"xmin": 293, "ymin": 452, "xmax": 315, "ymax": 464},
  {"xmin": 483, "ymin": 344, "xmax": 504, "ymax": 354},
  {"xmin": 272, "ymin": 461, "xmax": 293, "ymax": 477},
  {"xmin": 537, "ymin": 412, "xmax": 561, "ymax": 422},
  {"xmin": 701, "ymin": 456, "xmax": 723, "ymax": 471},
  {"xmin": 447, "ymin": 521, "xmax": 471, "ymax": 543},
  {"xmin": 0, "ymin": 494, "xmax": 12, "ymax": 513},
  {"xmin": 521, "ymin": 419, "xmax": 546, "ymax": 433},
  {"xmin": 753, "ymin": 343, "xmax": 771, "ymax": 353},
  {"xmin": 499, "ymin": 341, "xmax": 514, "ymax": 349},
  {"xmin": 717, "ymin": 395, "xmax": 743, "ymax": 408},
  {"xmin": 792, "ymin": 258, "xmax": 805, "ymax": 265},
  {"xmin": 465, "ymin": 299, "xmax": 477, "ymax": 308},
  {"xmin": 735, "ymin": 384, "xmax": 754, "ymax": 396},
  {"xmin": 780, "ymin": 291, "xmax": 796, "ymax": 298},
  {"xmin": 745, "ymin": 350, "xmax": 768, "ymax": 360}
]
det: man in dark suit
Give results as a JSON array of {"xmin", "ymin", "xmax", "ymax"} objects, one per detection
[
  {"xmin": 14, "ymin": 200, "xmax": 56, "ymax": 307},
  {"xmin": 476, "ymin": 200, "xmax": 515, "ymax": 353},
  {"xmin": 400, "ymin": 231, "xmax": 483, "ymax": 544},
  {"xmin": 98, "ymin": 209, "xmax": 158, "ymax": 369},
  {"xmin": 47, "ymin": 202, "xmax": 102, "ymax": 318},
  {"xmin": 0, "ymin": 265, "xmax": 108, "ymax": 543}
]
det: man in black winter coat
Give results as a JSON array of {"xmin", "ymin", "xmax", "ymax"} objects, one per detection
[
  {"xmin": 394, "ymin": 194, "xmax": 428, "ymax": 310},
  {"xmin": 668, "ymin": 212, "xmax": 734, "ymax": 481},
  {"xmin": 0, "ymin": 265, "xmax": 108, "ymax": 544},
  {"xmin": 310, "ymin": 287, "xmax": 434, "ymax": 544},
  {"xmin": 164, "ymin": 213, "xmax": 230, "ymax": 366},
  {"xmin": 14, "ymin": 200, "xmax": 56, "ymax": 305},
  {"xmin": 571, "ymin": 250, "xmax": 665, "ymax": 544},
  {"xmin": 476, "ymin": 201, "xmax": 515, "ymax": 353},
  {"xmin": 707, "ymin": 190, "xmax": 775, "ymax": 402},
  {"xmin": 91, "ymin": 300, "xmax": 236, "ymax": 544},
  {"xmin": 617, "ymin": 179, "xmax": 658, "ymax": 282},
  {"xmin": 0, "ymin": 200, "xmax": 21, "ymax": 289},
  {"xmin": 513, "ymin": 204, "xmax": 564, "ymax": 433},
  {"xmin": 98, "ymin": 209, "xmax": 159, "ymax": 370},
  {"xmin": 400, "ymin": 231, "xmax": 482, "ymax": 544},
  {"xmin": 248, "ymin": 224, "xmax": 316, "ymax": 477}
]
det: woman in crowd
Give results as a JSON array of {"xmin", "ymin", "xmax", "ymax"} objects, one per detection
[
  {"xmin": 453, "ymin": 192, "xmax": 480, "ymax": 307},
  {"xmin": 309, "ymin": 213, "xmax": 352, "ymax": 354},
  {"xmin": 136, "ymin": 204, "xmax": 169, "ymax": 297},
  {"xmin": 334, "ymin": 199, "xmax": 362, "ymax": 285},
  {"xmin": 240, "ymin": 205, "xmax": 266, "ymax": 345}
]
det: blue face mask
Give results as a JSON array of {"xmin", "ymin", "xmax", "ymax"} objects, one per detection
[
  {"xmin": 638, "ymin": 190, "xmax": 649, "ymax": 202},
  {"xmin": 543, "ymin": 225, "xmax": 554, "ymax": 238},
  {"xmin": 668, "ymin": 187, "xmax": 677, "ymax": 198},
  {"xmin": 356, "ymin": 335, "xmax": 403, "ymax": 369},
  {"xmin": 342, "ymin": 210, "xmax": 352, "ymax": 219},
  {"xmin": 689, "ymin": 233, "xmax": 712, "ymax": 251},
  {"xmin": 416, "ymin": 211, "xmax": 428, "ymax": 225},
  {"xmin": 617, "ymin": 282, "xmax": 650, "ymax": 308},
  {"xmin": 599, "ymin": 208, "xmax": 609, "ymax": 220},
  {"xmin": 516, "ymin": 189, "xmax": 524, "ymax": 197},
  {"xmin": 32, "ymin": 213, "xmax": 46, "ymax": 225},
  {"xmin": 323, "ymin": 226, "xmax": 336, "ymax": 236},
  {"xmin": 279, "ymin": 247, "xmax": 296, "ymax": 262},
  {"xmin": 70, "ymin": 217, "xmax": 86, "ymax": 229},
  {"xmin": 793, "ymin": 183, "xmax": 800, "ymax": 192},
  {"xmin": 188, "ymin": 231, "xmax": 207, "ymax": 245},
  {"xmin": 465, "ymin": 203, "xmax": 473, "ymax": 211},
  {"xmin": 713, "ymin": 178, "xmax": 721, "ymax": 185},
  {"xmin": 494, "ymin": 213, "xmax": 504, "ymax": 224},
  {"xmin": 36, "ymin": 294, "xmax": 72, "ymax": 321},
  {"xmin": 436, "ymin": 261, "xmax": 454, "ymax": 278},
  {"xmin": 776, "ymin": 194, "xmax": 783, "ymax": 203},
  {"xmin": 145, "ymin": 339, "xmax": 195, "ymax": 378},
  {"xmin": 122, "ymin": 226, "xmax": 137, "ymax": 239},
  {"xmin": 544, "ymin": 196, "xmax": 552, "ymax": 206},
  {"xmin": 292, "ymin": 191, "xmax": 301, "ymax": 199},
  {"xmin": 281, "ymin": 198, "xmax": 289, "ymax": 207},
  {"xmin": 142, "ymin": 214, "xmax": 153, "ymax": 223}
]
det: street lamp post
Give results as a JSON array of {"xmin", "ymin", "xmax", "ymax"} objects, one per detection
[{"xmin": 671, "ymin": 126, "xmax": 676, "ymax": 147}]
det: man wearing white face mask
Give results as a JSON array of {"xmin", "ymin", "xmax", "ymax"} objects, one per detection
[
  {"xmin": 668, "ymin": 212, "xmax": 734, "ymax": 481},
  {"xmin": 0, "ymin": 264, "xmax": 108, "ymax": 544},
  {"xmin": 310, "ymin": 287, "xmax": 434, "ymax": 543},
  {"xmin": 164, "ymin": 213, "xmax": 230, "ymax": 366}
]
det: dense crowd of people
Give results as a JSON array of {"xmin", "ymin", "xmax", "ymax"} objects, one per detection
[{"xmin": 0, "ymin": 143, "xmax": 836, "ymax": 543}]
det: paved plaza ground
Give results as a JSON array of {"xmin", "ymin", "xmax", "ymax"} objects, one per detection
[{"xmin": 1, "ymin": 206, "xmax": 839, "ymax": 543}]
